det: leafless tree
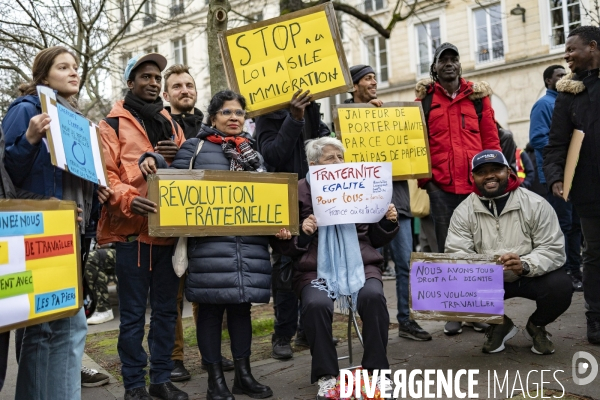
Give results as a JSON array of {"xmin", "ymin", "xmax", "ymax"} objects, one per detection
[{"xmin": 0, "ymin": 0, "xmax": 150, "ymax": 117}]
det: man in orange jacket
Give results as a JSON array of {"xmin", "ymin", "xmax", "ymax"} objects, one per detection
[{"xmin": 97, "ymin": 53, "xmax": 188, "ymax": 400}]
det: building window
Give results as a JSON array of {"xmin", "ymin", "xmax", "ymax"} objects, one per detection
[
  {"xmin": 474, "ymin": 4, "xmax": 504, "ymax": 64},
  {"xmin": 550, "ymin": 0, "xmax": 581, "ymax": 47},
  {"xmin": 366, "ymin": 36, "xmax": 388, "ymax": 83},
  {"xmin": 121, "ymin": 0, "xmax": 131, "ymax": 32},
  {"xmin": 416, "ymin": 19, "xmax": 441, "ymax": 76},
  {"xmin": 172, "ymin": 37, "xmax": 187, "ymax": 65},
  {"xmin": 144, "ymin": 0, "xmax": 156, "ymax": 26},
  {"xmin": 364, "ymin": 0, "xmax": 385, "ymax": 12},
  {"xmin": 170, "ymin": 0, "xmax": 184, "ymax": 17}
]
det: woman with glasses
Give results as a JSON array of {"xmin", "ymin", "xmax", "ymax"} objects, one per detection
[{"xmin": 140, "ymin": 90, "xmax": 286, "ymax": 400}]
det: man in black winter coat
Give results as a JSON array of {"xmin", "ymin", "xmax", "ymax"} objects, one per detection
[
  {"xmin": 255, "ymin": 90, "xmax": 330, "ymax": 359},
  {"xmin": 163, "ymin": 64, "xmax": 204, "ymax": 140},
  {"xmin": 0, "ymin": 126, "xmax": 47, "ymax": 392},
  {"xmin": 544, "ymin": 25, "xmax": 600, "ymax": 344}
]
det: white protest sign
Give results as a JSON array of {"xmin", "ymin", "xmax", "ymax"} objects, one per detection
[
  {"xmin": 309, "ymin": 162, "xmax": 393, "ymax": 226},
  {"xmin": 37, "ymin": 86, "xmax": 108, "ymax": 186}
]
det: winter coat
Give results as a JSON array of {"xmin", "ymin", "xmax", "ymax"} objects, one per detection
[
  {"xmin": 445, "ymin": 187, "xmax": 565, "ymax": 282},
  {"xmin": 97, "ymin": 99, "xmax": 185, "ymax": 245},
  {"xmin": 166, "ymin": 106, "xmax": 205, "ymax": 140},
  {"xmin": 343, "ymin": 97, "xmax": 411, "ymax": 219},
  {"xmin": 271, "ymin": 179, "xmax": 399, "ymax": 296},
  {"xmin": 0, "ymin": 126, "xmax": 46, "ymax": 200},
  {"xmin": 255, "ymin": 102, "xmax": 330, "ymax": 178},
  {"xmin": 143, "ymin": 126, "xmax": 272, "ymax": 304},
  {"xmin": 415, "ymin": 78, "xmax": 501, "ymax": 194},
  {"xmin": 544, "ymin": 70, "xmax": 600, "ymax": 217},
  {"xmin": 529, "ymin": 89, "xmax": 558, "ymax": 184},
  {"xmin": 2, "ymin": 95, "xmax": 67, "ymax": 198}
]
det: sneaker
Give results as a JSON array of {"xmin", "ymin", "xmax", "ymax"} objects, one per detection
[
  {"xmin": 316, "ymin": 375, "xmax": 337, "ymax": 400},
  {"xmin": 571, "ymin": 268, "xmax": 583, "ymax": 282},
  {"xmin": 374, "ymin": 375, "xmax": 393, "ymax": 396},
  {"xmin": 463, "ymin": 322, "xmax": 489, "ymax": 332},
  {"xmin": 525, "ymin": 320, "xmax": 555, "ymax": 355},
  {"xmin": 398, "ymin": 320, "xmax": 432, "ymax": 341},
  {"xmin": 87, "ymin": 309, "xmax": 114, "ymax": 325},
  {"xmin": 271, "ymin": 334, "xmax": 293, "ymax": 360},
  {"xmin": 124, "ymin": 387, "xmax": 152, "ymax": 400},
  {"xmin": 444, "ymin": 321, "xmax": 462, "ymax": 335},
  {"xmin": 294, "ymin": 331, "xmax": 310, "ymax": 347},
  {"xmin": 587, "ymin": 317, "xmax": 600, "ymax": 345},
  {"xmin": 170, "ymin": 360, "xmax": 191, "ymax": 382},
  {"xmin": 482, "ymin": 316, "xmax": 518, "ymax": 353},
  {"xmin": 81, "ymin": 366, "xmax": 110, "ymax": 387}
]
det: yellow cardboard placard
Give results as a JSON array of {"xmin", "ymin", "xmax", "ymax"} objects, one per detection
[
  {"xmin": 0, "ymin": 200, "xmax": 81, "ymax": 333},
  {"xmin": 334, "ymin": 102, "xmax": 432, "ymax": 180},
  {"xmin": 219, "ymin": 3, "xmax": 352, "ymax": 117}
]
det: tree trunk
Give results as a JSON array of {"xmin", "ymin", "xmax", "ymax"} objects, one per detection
[
  {"xmin": 207, "ymin": 0, "xmax": 231, "ymax": 96},
  {"xmin": 280, "ymin": 0, "xmax": 304, "ymax": 14}
]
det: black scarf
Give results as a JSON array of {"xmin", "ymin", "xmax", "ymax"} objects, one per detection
[{"xmin": 123, "ymin": 91, "xmax": 173, "ymax": 147}]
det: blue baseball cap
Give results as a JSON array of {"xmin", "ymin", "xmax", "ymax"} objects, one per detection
[
  {"xmin": 471, "ymin": 150, "xmax": 510, "ymax": 172},
  {"xmin": 123, "ymin": 53, "xmax": 168, "ymax": 82}
]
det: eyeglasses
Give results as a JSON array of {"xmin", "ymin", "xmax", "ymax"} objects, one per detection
[{"xmin": 218, "ymin": 108, "xmax": 246, "ymax": 118}]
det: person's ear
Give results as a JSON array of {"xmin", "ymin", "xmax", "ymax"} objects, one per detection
[
  {"xmin": 127, "ymin": 80, "xmax": 134, "ymax": 91},
  {"xmin": 591, "ymin": 40, "xmax": 598, "ymax": 52},
  {"xmin": 163, "ymin": 92, "xmax": 170, "ymax": 102}
]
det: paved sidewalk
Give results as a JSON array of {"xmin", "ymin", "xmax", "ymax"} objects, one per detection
[{"xmin": 1, "ymin": 280, "xmax": 598, "ymax": 399}]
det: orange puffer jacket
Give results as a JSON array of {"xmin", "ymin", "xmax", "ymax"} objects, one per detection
[{"xmin": 97, "ymin": 100, "xmax": 185, "ymax": 245}]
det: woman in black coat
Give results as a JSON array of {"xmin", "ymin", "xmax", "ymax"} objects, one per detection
[{"xmin": 141, "ymin": 90, "xmax": 289, "ymax": 400}]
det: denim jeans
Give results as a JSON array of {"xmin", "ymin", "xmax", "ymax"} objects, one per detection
[
  {"xmin": 387, "ymin": 216, "xmax": 413, "ymax": 323},
  {"xmin": 579, "ymin": 216, "xmax": 600, "ymax": 320},
  {"xmin": 15, "ymin": 308, "xmax": 86, "ymax": 400},
  {"xmin": 545, "ymin": 191, "xmax": 582, "ymax": 272},
  {"xmin": 116, "ymin": 241, "xmax": 180, "ymax": 390},
  {"xmin": 427, "ymin": 187, "xmax": 469, "ymax": 252}
]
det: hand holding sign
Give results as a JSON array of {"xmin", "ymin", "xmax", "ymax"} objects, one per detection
[
  {"xmin": 290, "ymin": 89, "xmax": 313, "ymax": 121},
  {"xmin": 384, "ymin": 204, "xmax": 397, "ymax": 222},
  {"xmin": 140, "ymin": 157, "xmax": 158, "ymax": 177},
  {"xmin": 131, "ymin": 197, "xmax": 157, "ymax": 216},
  {"xmin": 26, "ymin": 113, "xmax": 51, "ymax": 145},
  {"xmin": 302, "ymin": 214, "xmax": 317, "ymax": 235},
  {"xmin": 499, "ymin": 252, "xmax": 523, "ymax": 275},
  {"xmin": 97, "ymin": 186, "xmax": 114, "ymax": 205}
]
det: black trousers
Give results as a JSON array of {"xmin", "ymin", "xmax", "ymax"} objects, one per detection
[
  {"xmin": 504, "ymin": 269, "xmax": 572, "ymax": 326},
  {"xmin": 580, "ymin": 216, "xmax": 600, "ymax": 320},
  {"xmin": 196, "ymin": 302, "xmax": 252, "ymax": 364},
  {"xmin": 301, "ymin": 278, "xmax": 389, "ymax": 383},
  {"xmin": 426, "ymin": 188, "xmax": 469, "ymax": 252},
  {"xmin": 0, "ymin": 331, "xmax": 8, "ymax": 392}
]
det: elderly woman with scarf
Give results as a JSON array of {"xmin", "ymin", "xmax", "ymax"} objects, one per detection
[
  {"xmin": 140, "ymin": 90, "xmax": 286, "ymax": 400},
  {"xmin": 271, "ymin": 137, "xmax": 399, "ymax": 400}
]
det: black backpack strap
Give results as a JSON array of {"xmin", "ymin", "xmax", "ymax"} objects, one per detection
[
  {"xmin": 104, "ymin": 117, "xmax": 119, "ymax": 137},
  {"xmin": 473, "ymin": 98, "xmax": 484, "ymax": 123},
  {"xmin": 421, "ymin": 90, "xmax": 434, "ymax": 124}
]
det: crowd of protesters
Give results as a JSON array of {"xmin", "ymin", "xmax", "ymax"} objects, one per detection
[{"xmin": 0, "ymin": 24, "xmax": 598, "ymax": 400}]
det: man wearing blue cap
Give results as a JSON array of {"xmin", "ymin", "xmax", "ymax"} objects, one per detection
[
  {"xmin": 445, "ymin": 150, "xmax": 571, "ymax": 355},
  {"xmin": 345, "ymin": 65, "xmax": 432, "ymax": 342},
  {"xmin": 98, "ymin": 53, "xmax": 188, "ymax": 400}
]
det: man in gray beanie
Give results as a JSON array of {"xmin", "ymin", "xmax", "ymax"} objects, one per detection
[{"xmin": 344, "ymin": 65, "xmax": 432, "ymax": 342}]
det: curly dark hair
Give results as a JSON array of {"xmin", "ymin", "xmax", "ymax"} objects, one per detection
[
  {"xmin": 568, "ymin": 26, "xmax": 600, "ymax": 45},
  {"xmin": 543, "ymin": 65, "xmax": 565, "ymax": 87},
  {"xmin": 206, "ymin": 90, "xmax": 247, "ymax": 125}
]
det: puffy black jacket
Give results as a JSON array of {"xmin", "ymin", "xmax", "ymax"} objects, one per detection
[
  {"xmin": 255, "ymin": 102, "xmax": 330, "ymax": 178},
  {"xmin": 146, "ymin": 126, "xmax": 272, "ymax": 304},
  {"xmin": 544, "ymin": 70, "xmax": 600, "ymax": 217}
]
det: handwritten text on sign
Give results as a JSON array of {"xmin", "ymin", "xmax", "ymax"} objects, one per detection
[
  {"xmin": 158, "ymin": 180, "xmax": 290, "ymax": 227},
  {"xmin": 226, "ymin": 9, "xmax": 346, "ymax": 112},
  {"xmin": 336, "ymin": 105, "xmax": 430, "ymax": 179},
  {"xmin": 57, "ymin": 104, "xmax": 98, "ymax": 184},
  {"xmin": 309, "ymin": 162, "xmax": 393, "ymax": 226},
  {"xmin": 410, "ymin": 262, "xmax": 504, "ymax": 315}
]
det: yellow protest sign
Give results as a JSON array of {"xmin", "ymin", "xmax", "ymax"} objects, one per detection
[
  {"xmin": 219, "ymin": 3, "xmax": 352, "ymax": 117},
  {"xmin": 147, "ymin": 170, "xmax": 299, "ymax": 236},
  {"xmin": 333, "ymin": 102, "xmax": 432, "ymax": 180},
  {"xmin": 0, "ymin": 200, "xmax": 81, "ymax": 333}
]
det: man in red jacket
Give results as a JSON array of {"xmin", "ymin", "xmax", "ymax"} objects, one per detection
[{"xmin": 416, "ymin": 42, "xmax": 501, "ymax": 335}]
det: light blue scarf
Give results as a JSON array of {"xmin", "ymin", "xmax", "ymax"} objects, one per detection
[{"xmin": 306, "ymin": 172, "xmax": 365, "ymax": 312}]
